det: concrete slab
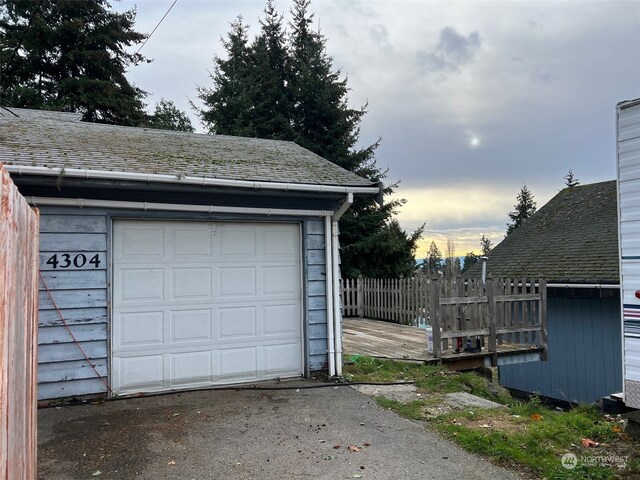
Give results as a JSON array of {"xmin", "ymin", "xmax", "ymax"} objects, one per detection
[
  {"xmin": 445, "ymin": 392, "xmax": 508, "ymax": 410},
  {"xmin": 38, "ymin": 381, "xmax": 522, "ymax": 480},
  {"xmin": 351, "ymin": 383, "xmax": 422, "ymax": 403}
]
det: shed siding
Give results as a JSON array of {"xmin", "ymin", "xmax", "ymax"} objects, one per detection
[
  {"xmin": 36, "ymin": 207, "xmax": 330, "ymax": 399},
  {"xmin": 37, "ymin": 210, "xmax": 108, "ymax": 399},
  {"xmin": 499, "ymin": 294, "xmax": 622, "ymax": 404},
  {"xmin": 305, "ymin": 219, "xmax": 328, "ymax": 371}
]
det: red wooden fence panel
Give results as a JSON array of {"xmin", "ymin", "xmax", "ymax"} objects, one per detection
[{"xmin": 0, "ymin": 163, "xmax": 39, "ymax": 480}]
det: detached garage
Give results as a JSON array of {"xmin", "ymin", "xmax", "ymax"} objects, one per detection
[{"xmin": 0, "ymin": 108, "xmax": 379, "ymax": 399}]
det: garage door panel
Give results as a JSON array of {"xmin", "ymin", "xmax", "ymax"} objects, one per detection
[
  {"xmin": 171, "ymin": 309, "xmax": 212, "ymax": 342},
  {"xmin": 113, "ymin": 221, "xmax": 302, "ymax": 395},
  {"xmin": 116, "ymin": 355, "xmax": 164, "ymax": 390},
  {"xmin": 219, "ymin": 267, "xmax": 257, "ymax": 297},
  {"xmin": 264, "ymin": 304, "xmax": 300, "ymax": 335},
  {"xmin": 264, "ymin": 343, "xmax": 302, "ymax": 374},
  {"xmin": 117, "ymin": 311, "xmax": 164, "ymax": 347},
  {"xmin": 264, "ymin": 266, "xmax": 300, "ymax": 295},
  {"xmin": 264, "ymin": 229, "xmax": 299, "ymax": 258},
  {"xmin": 119, "ymin": 268, "xmax": 164, "ymax": 302},
  {"xmin": 171, "ymin": 351, "xmax": 212, "ymax": 385},
  {"xmin": 171, "ymin": 267, "xmax": 213, "ymax": 300},
  {"xmin": 220, "ymin": 347, "xmax": 258, "ymax": 380},
  {"xmin": 219, "ymin": 306, "xmax": 257, "ymax": 339},
  {"xmin": 119, "ymin": 225, "xmax": 164, "ymax": 259},
  {"xmin": 172, "ymin": 226, "xmax": 214, "ymax": 258},
  {"xmin": 220, "ymin": 227, "xmax": 256, "ymax": 256}
]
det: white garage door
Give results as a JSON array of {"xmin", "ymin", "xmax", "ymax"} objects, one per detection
[{"xmin": 112, "ymin": 220, "xmax": 303, "ymax": 395}]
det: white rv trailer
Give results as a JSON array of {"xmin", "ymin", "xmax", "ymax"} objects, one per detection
[{"xmin": 617, "ymin": 98, "xmax": 640, "ymax": 409}]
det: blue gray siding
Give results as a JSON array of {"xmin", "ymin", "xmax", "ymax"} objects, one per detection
[
  {"xmin": 499, "ymin": 294, "xmax": 622, "ymax": 404},
  {"xmin": 36, "ymin": 207, "xmax": 330, "ymax": 399},
  {"xmin": 305, "ymin": 219, "xmax": 328, "ymax": 371},
  {"xmin": 38, "ymin": 211, "xmax": 108, "ymax": 400}
]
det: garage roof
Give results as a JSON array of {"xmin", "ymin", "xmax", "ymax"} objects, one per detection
[{"xmin": 0, "ymin": 108, "xmax": 375, "ymax": 188}]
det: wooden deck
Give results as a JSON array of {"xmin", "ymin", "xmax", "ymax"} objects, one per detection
[{"xmin": 343, "ymin": 318, "xmax": 544, "ymax": 369}]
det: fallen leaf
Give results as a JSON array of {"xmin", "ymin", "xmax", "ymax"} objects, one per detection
[
  {"xmin": 612, "ymin": 425, "xmax": 622, "ymax": 433},
  {"xmin": 168, "ymin": 460, "xmax": 176, "ymax": 466},
  {"xmin": 363, "ymin": 443, "xmax": 371, "ymax": 447},
  {"xmin": 530, "ymin": 413, "xmax": 543, "ymax": 422},
  {"xmin": 348, "ymin": 445, "xmax": 361, "ymax": 452},
  {"xmin": 581, "ymin": 438, "xmax": 599, "ymax": 448},
  {"xmin": 92, "ymin": 471, "xmax": 102, "ymax": 477}
]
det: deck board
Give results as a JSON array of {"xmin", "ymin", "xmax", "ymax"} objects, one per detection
[{"xmin": 342, "ymin": 318, "xmax": 543, "ymax": 366}]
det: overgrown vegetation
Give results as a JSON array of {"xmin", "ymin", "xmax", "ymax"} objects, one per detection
[{"xmin": 344, "ymin": 356, "xmax": 640, "ymax": 479}]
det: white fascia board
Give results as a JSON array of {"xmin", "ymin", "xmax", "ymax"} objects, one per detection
[
  {"xmin": 26, "ymin": 196, "xmax": 334, "ymax": 217},
  {"xmin": 5, "ymin": 165, "xmax": 380, "ymax": 195}
]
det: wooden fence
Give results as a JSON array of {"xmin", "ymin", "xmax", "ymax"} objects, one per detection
[
  {"xmin": 341, "ymin": 276, "xmax": 547, "ymax": 359},
  {"xmin": 0, "ymin": 164, "xmax": 39, "ymax": 480},
  {"xmin": 341, "ymin": 277, "xmax": 431, "ymax": 325}
]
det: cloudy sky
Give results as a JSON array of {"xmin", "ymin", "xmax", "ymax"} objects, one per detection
[{"xmin": 114, "ymin": 0, "xmax": 640, "ymax": 257}]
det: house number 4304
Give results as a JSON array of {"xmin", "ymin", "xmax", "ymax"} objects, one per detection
[{"xmin": 46, "ymin": 253, "xmax": 102, "ymax": 269}]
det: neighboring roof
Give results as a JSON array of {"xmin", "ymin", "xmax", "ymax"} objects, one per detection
[
  {"xmin": 0, "ymin": 108, "xmax": 374, "ymax": 188},
  {"xmin": 465, "ymin": 180, "xmax": 619, "ymax": 284}
]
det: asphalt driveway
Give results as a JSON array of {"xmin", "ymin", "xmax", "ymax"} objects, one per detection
[{"xmin": 38, "ymin": 381, "xmax": 523, "ymax": 480}]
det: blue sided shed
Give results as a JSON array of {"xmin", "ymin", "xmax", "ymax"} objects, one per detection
[
  {"xmin": 466, "ymin": 181, "xmax": 622, "ymax": 404},
  {"xmin": 0, "ymin": 108, "xmax": 380, "ymax": 400}
]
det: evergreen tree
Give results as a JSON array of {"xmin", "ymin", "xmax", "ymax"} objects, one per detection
[
  {"xmin": 564, "ymin": 169, "xmax": 579, "ymax": 188},
  {"xmin": 250, "ymin": 0, "xmax": 294, "ymax": 140},
  {"xmin": 196, "ymin": 0, "xmax": 415, "ymax": 278},
  {"xmin": 0, "ymin": 0, "xmax": 148, "ymax": 125},
  {"xmin": 462, "ymin": 252, "xmax": 479, "ymax": 273},
  {"xmin": 146, "ymin": 99, "xmax": 194, "ymax": 132},
  {"xmin": 345, "ymin": 220, "xmax": 423, "ymax": 278},
  {"xmin": 197, "ymin": 16, "xmax": 256, "ymax": 136},
  {"xmin": 480, "ymin": 234, "xmax": 493, "ymax": 255},
  {"xmin": 506, "ymin": 185, "xmax": 537, "ymax": 236},
  {"xmin": 423, "ymin": 241, "xmax": 443, "ymax": 276}
]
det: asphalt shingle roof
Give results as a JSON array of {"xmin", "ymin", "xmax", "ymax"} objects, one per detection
[
  {"xmin": 0, "ymin": 108, "xmax": 374, "ymax": 188},
  {"xmin": 465, "ymin": 180, "xmax": 619, "ymax": 284}
]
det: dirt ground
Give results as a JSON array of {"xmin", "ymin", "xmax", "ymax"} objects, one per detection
[{"xmin": 38, "ymin": 381, "xmax": 524, "ymax": 480}]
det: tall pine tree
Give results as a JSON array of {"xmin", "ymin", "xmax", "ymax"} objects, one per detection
[
  {"xmin": 506, "ymin": 185, "xmax": 537, "ymax": 235},
  {"xmin": 250, "ymin": 0, "xmax": 294, "ymax": 140},
  {"xmin": 197, "ymin": 16, "xmax": 256, "ymax": 136},
  {"xmin": 0, "ymin": 0, "xmax": 148, "ymax": 124},
  {"xmin": 196, "ymin": 0, "xmax": 418, "ymax": 278}
]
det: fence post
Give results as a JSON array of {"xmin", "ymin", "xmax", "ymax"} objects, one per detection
[
  {"xmin": 430, "ymin": 278, "xmax": 442, "ymax": 359},
  {"xmin": 486, "ymin": 276, "xmax": 497, "ymax": 366},
  {"xmin": 540, "ymin": 278, "xmax": 548, "ymax": 361},
  {"xmin": 357, "ymin": 276, "xmax": 363, "ymax": 318}
]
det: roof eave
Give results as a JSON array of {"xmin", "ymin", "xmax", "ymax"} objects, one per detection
[{"xmin": 3, "ymin": 165, "xmax": 380, "ymax": 196}]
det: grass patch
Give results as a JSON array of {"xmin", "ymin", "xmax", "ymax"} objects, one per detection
[
  {"xmin": 375, "ymin": 397, "xmax": 428, "ymax": 420},
  {"xmin": 344, "ymin": 356, "xmax": 640, "ymax": 479},
  {"xmin": 343, "ymin": 355, "xmax": 511, "ymax": 404}
]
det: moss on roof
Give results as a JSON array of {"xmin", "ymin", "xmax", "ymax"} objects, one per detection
[
  {"xmin": 0, "ymin": 108, "xmax": 374, "ymax": 188},
  {"xmin": 466, "ymin": 180, "xmax": 619, "ymax": 284}
]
